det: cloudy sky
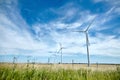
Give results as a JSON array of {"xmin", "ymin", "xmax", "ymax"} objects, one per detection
[{"xmin": 0, "ymin": 0, "xmax": 120, "ymax": 63}]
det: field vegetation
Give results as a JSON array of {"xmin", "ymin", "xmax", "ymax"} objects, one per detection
[{"xmin": 0, "ymin": 63, "xmax": 120, "ymax": 80}]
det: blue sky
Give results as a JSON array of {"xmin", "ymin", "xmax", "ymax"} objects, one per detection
[{"xmin": 0, "ymin": 0, "xmax": 120, "ymax": 64}]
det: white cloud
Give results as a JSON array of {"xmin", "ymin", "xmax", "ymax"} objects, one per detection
[
  {"xmin": 114, "ymin": 7, "xmax": 120, "ymax": 15},
  {"xmin": 89, "ymin": 33, "xmax": 120, "ymax": 56},
  {"xmin": 0, "ymin": 16, "xmax": 48, "ymax": 51},
  {"xmin": 0, "ymin": 0, "xmax": 120, "ymax": 58},
  {"xmin": 47, "ymin": 20, "xmax": 120, "ymax": 57},
  {"xmin": 32, "ymin": 5, "xmax": 120, "ymax": 57},
  {"xmin": 0, "ymin": 1, "xmax": 49, "ymax": 55},
  {"xmin": 93, "ymin": 0, "xmax": 120, "ymax": 16},
  {"xmin": 52, "ymin": 22, "xmax": 69, "ymax": 29},
  {"xmin": 49, "ymin": 9, "xmax": 96, "ymax": 30}
]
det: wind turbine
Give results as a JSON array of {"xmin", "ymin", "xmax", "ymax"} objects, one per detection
[
  {"xmin": 57, "ymin": 43, "xmax": 66, "ymax": 64},
  {"xmin": 13, "ymin": 56, "xmax": 18, "ymax": 71},
  {"xmin": 53, "ymin": 54, "xmax": 58, "ymax": 64},
  {"xmin": 48, "ymin": 50, "xmax": 58, "ymax": 64},
  {"xmin": 48, "ymin": 57, "xmax": 50, "ymax": 64},
  {"xmin": 27, "ymin": 56, "xmax": 31, "ymax": 68},
  {"xmin": 32, "ymin": 57, "xmax": 35, "ymax": 68},
  {"xmin": 13, "ymin": 56, "xmax": 17, "ymax": 67},
  {"xmin": 13, "ymin": 56, "xmax": 17, "ymax": 64},
  {"xmin": 72, "ymin": 17, "xmax": 96, "ymax": 67}
]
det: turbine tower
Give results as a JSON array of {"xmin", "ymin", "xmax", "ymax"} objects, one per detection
[
  {"xmin": 73, "ymin": 17, "xmax": 96, "ymax": 67},
  {"xmin": 57, "ymin": 43, "xmax": 66, "ymax": 64}
]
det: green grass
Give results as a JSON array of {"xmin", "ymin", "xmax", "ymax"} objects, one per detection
[{"xmin": 0, "ymin": 66, "xmax": 120, "ymax": 80}]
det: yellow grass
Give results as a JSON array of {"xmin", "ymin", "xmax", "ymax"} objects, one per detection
[{"xmin": 0, "ymin": 63, "xmax": 119, "ymax": 71}]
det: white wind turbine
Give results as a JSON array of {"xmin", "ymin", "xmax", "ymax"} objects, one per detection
[
  {"xmin": 26, "ymin": 56, "xmax": 31, "ymax": 68},
  {"xmin": 48, "ymin": 57, "xmax": 50, "ymax": 64},
  {"xmin": 13, "ymin": 55, "xmax": 19, "ymax": 64},
  {"xmin": 13, "ymin": 56, "xmax": 19, "ymax": 71},
  {"xmin": 52, "ymin": 54, "xmax": 57, "ymax": 64},
  {"xmin": 73, "ymin": 17, "xmax": 96, "ymax": 67},
  {"xmin": 57, "ymin": 43, "xmax": 66, "ymax": 64},
  {"xmin": 13, "ymin": 56, "xmax": 17, "ymax": 64},
  {"xmin": 48, "ymin": 50, "xmax": 58, "ymax": 64}
]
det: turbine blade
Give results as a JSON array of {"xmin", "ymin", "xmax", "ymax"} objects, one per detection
[
  {"xmin": 85, "ymin": 17, "xmax": 96, "ymax": 31},
  {"xmin": 62, "ymin": 47, "xmax": 67, "ymax": 49},
  {"xmin": 57, "ymin": 49, "xmax": 61, "ymax": 54},
  {"xmin": 59, "ymin": 43, "xmax": 62, "ymax": 48},
  {"xmin": 71, "ymin": 30, "xmax": 84, "ymax": 32}
]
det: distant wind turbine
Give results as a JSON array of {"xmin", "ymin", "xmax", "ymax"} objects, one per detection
[
  {"xmin": 13, "ymin": 56, "xmax": 18, "ymax": 71},
  {"xmin": 31, "ymin": 57, "xmax": 35, "ymax": 68},
  {"xmin": 72, "ymin": 17, "xmax": 96, "ymax": 67},
  {"xmin": 48, "ymin": 50, "xmax": 58, "ymax": 64},
  {"xmin": 48, "ymin": 57, "xmax": 50, "ymax": 64},
  {"xmin": 13, "ymin": 56, "xmax": 19, "ymax": 64},
  {"xmin": 57, "ymin": 43, "xmax": 66, "ymax": 64},
  {"xmin": 27, "ymin": 56, "xmax": 31, "ymax": 68},
  {"xmin": 13, "ymin": 56, "xmax": 17, "ymax": 64},
  {"xmin": 52, "ymin": 54, "xmax": 57, "ymax": 64}
]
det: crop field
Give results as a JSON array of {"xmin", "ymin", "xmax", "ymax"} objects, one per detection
[{"xmin": 0, "ymin": 63, "xmax": 120, "ymax": 80}]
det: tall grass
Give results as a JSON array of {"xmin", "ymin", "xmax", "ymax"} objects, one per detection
[{"xmin": 0, "ymin": 65, "xmax": 120, "ymax": 80}]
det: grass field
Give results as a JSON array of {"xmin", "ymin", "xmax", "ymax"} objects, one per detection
[{"xmin": 0, "ymin": 63, "xmax": 120, "ymax": 80}]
